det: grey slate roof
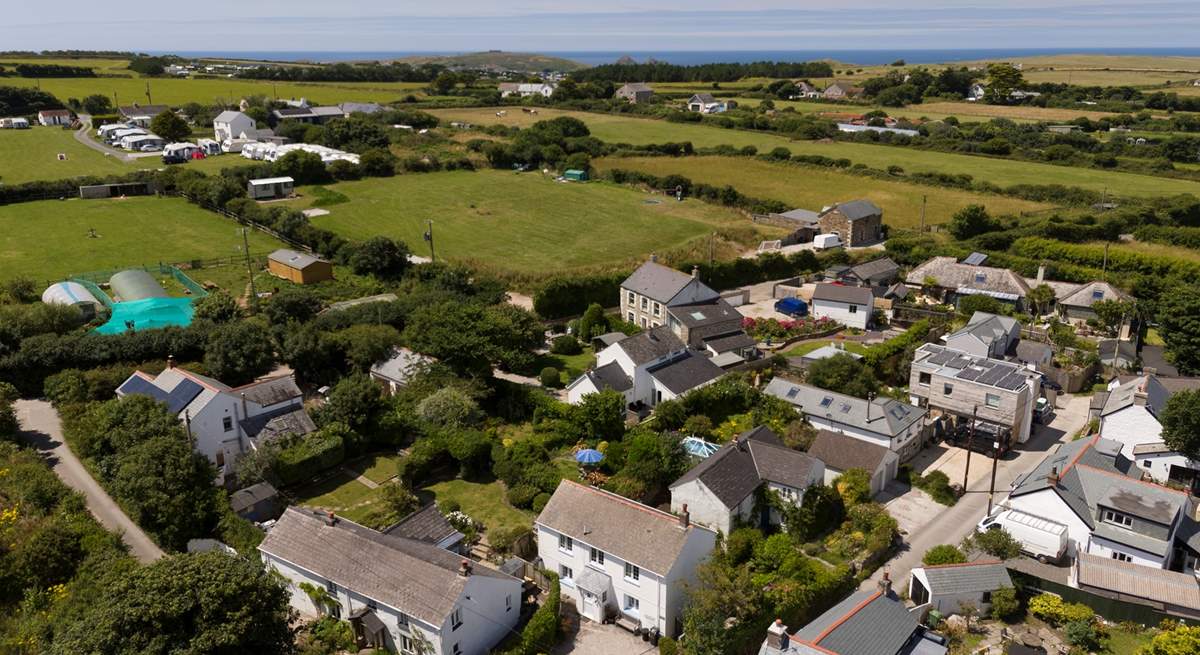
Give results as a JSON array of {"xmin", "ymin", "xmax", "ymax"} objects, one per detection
[
  {"xmin": 669, "ymin": 426, "xmax": 820, "ymax": 509},
  {"xmin": 1077, "ymin": 552, "xmax": 1200, "ymax": 610},
  {"xmin": 370, "ymin": 347, "xmax": 434, "ymax": 386},
  {"xmin": 704, "ymin": 331, "xmax": 757, "ymax": 353},
  {"xmin": 792, "ymin": 590, "xmax": 922, "ymax": 655},
  {"xmin": 849, "ymin": 257, "xmax": 900, "ymax": 284},
  {"xmin": 807, "ymin": 429, "xmax": 891, "ymax": 473},
  {"xmin": 384, "ymin": 504, "xmax": 462, "ymax": 546},
  {"xmin": 616, "ymin": 326, "xmax": 686, "ymax": 366},
  {"xmin": 947, "ymin": 312, "xmax": 1018, "ymax": 349},
  {"xmin": 1060, "ymin": 281, "xmax": 1131, "ymax": 309},
  {"xmin": 669, "ymin": 297, "xmax": 742, "ymax": 328},
  {"xmin": 119, "ymin": 104, "xmax": 169, "ymax": 117},
  {"xmin": 647, "ymin": 351, "xmax": 726, "ymax": 395},
  {"xmin": 269, "ymin": 248, "xmax": 327, "ymax": 271},
  {"xmin": 214, "ymin": 110, "xmax": 249, "ymax": 123},
  {"xmin": 764, "ymin": 378, "xmax": 925, "ymax": 439},
  {"xmin": 240, "ymin": 406, "xmax": 316, "ymax": 444},
  {"xmin": 918, "ymin": 561, "xmax": 1011, "ymax": 595},
  {"xmin": 621, "ymin": 261, "xmax": 698, "ymax": 304},
  {"xmin": 1015, "ymin": 339, "xmax": 1052, "ymax": 365},
  {"xmin": 339, "ymin": 102, "xmax": 384, "ymax": 114},
  {"xmin": 260, "ymin": 507, "xmax": 514, "ymax": 625},
  {"xmin": 690, "ymin": 93, "xmax": 717, "ymax": 103},
  {"xmin": 811, "ymin": 283, "xmax": 873, "ymax": 306},
  {"xmin": 230, "ymin": 481, "xmax": 278, "ymax": 514},
  {"xmin": 777, "ymin": 208, "xmax": 820, "ymax": 226},
  {"xmin": 585, "ymin": 361, "xmax": 633, "ymax": 392},
  {"xmin": 823, "ymin": 199, "xmax": 881, "ymax": 221},
  {"xmin": 536, "ymin": 480, "xmax": 714, "ymax": 575},
  {"xmin": 906, "ymin": 257, "xmax": 1031, "ymax": 299},
  {"xmin": 800, "ymin": 345, "xmax": 863, "ymax": 363},
  {"xmin": 236, "ymin": 375, "xmax": 303, "ymax": 406}
]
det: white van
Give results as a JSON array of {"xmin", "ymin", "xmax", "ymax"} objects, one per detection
[
  {"xmin": 977, "ymin": 507, "xmax": 1068, "ymax": 563},
  {"xmin": 813, "ymin": 233, "xmax": 842, "ymax": 250}
]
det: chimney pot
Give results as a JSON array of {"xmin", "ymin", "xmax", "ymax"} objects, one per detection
[
  {"xmin": 767, "ymin": 618, "xmax": 789, "ymax": 650},
  {"xmin": 878, "ymin": 569, "xmax": 893, "ymax": 595},
  {"xmin": 167, "ymin": 355, "xmax": 175, "ymax": 369},
  {"xmin": 325, "ymin": 511, "xmax": 337, "ymax": 526},
  {"xmin": 460, "ymin": 559, "xmax": 472, "ymax": 577},
  {"xmin": 692, "ymin": 266, "xmax": 700, "ymax": 279}
]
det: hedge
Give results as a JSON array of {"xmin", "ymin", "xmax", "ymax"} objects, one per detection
[
  {"xmin": 533, "ymin": 272, "xmax": 628, "ymax": 319},
  {"xmin": 503, "ymin": 571, "xmax": 560, "ymax": 655},
  {"xmin": 1012, "ymin": 236, "xmax": 1200, "ymax": 279},
  {"xmin": 863, "ymin": 319, "xmax": 933, "ymax": 369},
  {"xmin": 1134, "ymin": 224, "xmax": 1200, "ymax": 250},
  {"xmin": 275, "ymin": 431, "xmax": 346, "ymax": 486}
]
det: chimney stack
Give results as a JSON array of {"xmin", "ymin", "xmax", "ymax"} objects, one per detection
[
  {"xmin": 241, "ymin": 392, "xmax": 248, "ymax": 417},
  {"xmin": 167, "ymin": 355, "xmax": 175, "ymax": 369},
  {"xmin": 766, "ymin": 619, "xmax": 789, "ymax": 651},
  {"xmin": 1047, "ymin": 466, "xmax": 1060, "ymax": 486},
  {"xmin": 459, "ymin": 559, "xmax": 472, "ymax": 577},
  {"xmin": 878, "ymin": 570, "xmax": 892, "ymax": 595},
  {"xmin": 1036, "ymin": 265, "xmax": 1046, "ymax": 284},
  {"xmin": 692, "ymin": 266, "xmax": 700, "ymax": 279},
  {"xmin": 680, "ymin": 504, "xmax": 690, "ymax": 529},
  {"xmin": 325, "ymin": 511, "xmax": 337, "ymax": 526}
]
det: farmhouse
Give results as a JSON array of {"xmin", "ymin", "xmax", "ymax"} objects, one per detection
[
  {"xmin": 764, "ymin": 378, "xmax": 927, "ymax": 461},
  {"xmin": 908, "ymin": 561, "xmax": 1013, "ymax": 616},
  {"xmin": 822, "ymin": 82, "xmax": 865, "ymax": 100},
  {"xmin": 806, "ymin": 429, "xmax": 899, "ymax": 496},
  {"xmin": 999, "ymin": 435, "xmax": 1197, "ymax": 571},
  {"xmin": 669, "ymin": 426, "xmax": 824, "ymax": 534},
  {"xmin": 816, "ymin": 199, "xmax": 883, "ymax": 246},
  {"xmin": 536, "ymin": 480, "xmax": 717, "ymax": 636},
  {"xmin": 619, "ymin": 260, "xmax": 752, "ymax": 352},
  {"xmin": 497, "ymin": 82, "xmax": 557, "ymax": 98},
  {"xmin": 37, "ymin": 109, "xmax": 72, "ymax": 126},
  {"xmin": 116, "ymin": 364, "xmax": 314, "ymax": 476},
  {"xmin": 909, "ymin": 343, "xmax": 1040, "ymax": 445},
  {"xmin": 791, "ymin": 81, "xmax": 822, "ymax": 98},
  {"xmin": 686, "ymin": 94, "xmax": 736, "ymax": 114},
  {"xmin": 261, "ymin": 508, "xmax": 521, "ymax": 654},
  {"xmin": 248, "ymin": 176, "xmax": 295, "ymax": 200},
  {"xmin": 615, "ymin": 83, "xmax": 654, "ymax": 104},
  {"xmin": 943, "ymin": 311, "xmax": 1021, "ymax": 359},
  {"xmin": 905, "ymin": 256, "xmax": 1032, "ymax": 310},
  {"xmin": 809, "ymin": 283, "xmax": 873, "ymax": 330},
  {"xmin": 758, "ymin": 577, "xmax": 946, "ymax": 655},
  {"xmin": 213, "ymin": 110, "xmax": 256, "ymax": 143},
  {"xmin": 267, "ymin": 248, "xmax": 333, "ymax": 284}
]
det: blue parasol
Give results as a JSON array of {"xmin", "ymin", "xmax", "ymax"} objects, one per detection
[{"xmin": 574, "ymin": 448, "xmax": 605, "ymax": 465}]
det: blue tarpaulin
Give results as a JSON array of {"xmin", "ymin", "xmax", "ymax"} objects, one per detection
[{"xmin": 94, "ymin": 297, "xmax": 195, "ymax": 334}]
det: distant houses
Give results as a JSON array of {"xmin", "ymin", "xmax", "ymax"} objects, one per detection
[
  {"xmin": 686, "ymin": 93, "xmax": 737, "ymax": 114},
  {"xmin": 615, "ymin": 82, "xmax": 654, "ymax": 104},
  {"xmin": 498, "ymin": 82, "xmax": 557, "ymax": 98},
  {"xmin": 822, "ymin": 82, "xmax": 865, "ymax": 101},
  {"xmin": 37, "ymin": 109, "xmax": 72, "ymax": 126}
]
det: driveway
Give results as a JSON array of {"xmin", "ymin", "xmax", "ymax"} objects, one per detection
[
  {"xmin": 861, "ymin": 393, "xmax": 1091, "ymax": 593},
  {"xmin": 551, "ymin": 599, "xmax": 651, "ymax": 655},
  {"xmin": 15, "ymin": 399, "xmax": 164, "ymax": 563},
  {"xmin": 72, "ymin": 115, "xmax": 136, "ymax": 162}
]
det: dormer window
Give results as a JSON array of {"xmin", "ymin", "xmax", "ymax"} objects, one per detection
[{"xmin": 1103, "ymin": 509, "xmax": 1133, "ymax": 528}]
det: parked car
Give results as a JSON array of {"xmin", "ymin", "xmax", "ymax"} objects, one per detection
[
  {"xmin": 774, "ymin": 297, "xmax": 808, "ymax": 317},
  {"xmin": 161, "ymin": 154, "xmax": 187, "ymax": 165},
  {"xmin": 1039, "ymin": 374, "xmax": 1062, "ymax": 392},
  {"xmin": 1034, "ymin": 397, "xmax": 1053, "ymax": 424},
  {"xmin": 139, "ymin": 143, "xmax": 162, "ymax": 152},
  {"xmin": 948, "ymin": 423, "xmax": 1009, "ymax": 457}
]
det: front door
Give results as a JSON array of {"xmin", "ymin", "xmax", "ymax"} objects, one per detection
[{"xmin": 581, "ymin": 590, "xmax": 603, "ymax": 623}]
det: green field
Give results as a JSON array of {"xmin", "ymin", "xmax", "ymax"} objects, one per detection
[
  {"xmin": 289, "ymin": 169, "xmax": 756, "ymax": 275},
  {"xmin": 434, "ymin": 107, "xmax": 1200, "ymax": 199},
  {"xmin": 0, "ymin": 196, "xmax": 285, "ymax": 282},
  {"xmin": 594, "ymin": 156, "xmax": 1053, "ymax": 228},
  {"xmin": 0, "ymin": 126, "xmax": 132, "ymax": 183},
  {"xmin": 1, "ymin": 76, "xmax": 427, "ymax": 106}
]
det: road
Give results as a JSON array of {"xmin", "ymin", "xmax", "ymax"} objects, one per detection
[
  {"xmin": 861, "ymin": 393, "xmax": 1091, "ymax": 592},
  {"xmin": 71, "ymin": 114, "xmax": 137, "ymax": 162},
  {"xmin": 15, "ymin": 399, "xmax": 165, "ymax": 563}
]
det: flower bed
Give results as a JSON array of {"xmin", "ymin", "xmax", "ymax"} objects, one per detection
[{"xmin": 743, "ymin": 315, "xmax": 838, "ymax": 342}]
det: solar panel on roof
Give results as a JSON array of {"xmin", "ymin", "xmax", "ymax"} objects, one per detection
[
  {"xmin": 977, "ymin": 366, "xmax": 1007, "ymax": 386},
  {"xmin": 946, "ymin": 356, "xmax": 970, "ymax": 369},
  {"xmin": 963, "ymin": 252, "xmax": 988, "ymax": 266},
  {"xmin": 998, "ymin": 374, "xmax": 1029, "ymax": 390},
  {"xmin": 958, "ymin": 367, "xmax": 984, "ymax": 381},
  {"xmin": 119, "ymin": 376, "xmax": 169, "ymax": 402},
  {"xmin": 928, "ymin": 350, "xmax": 957, "ymax": 365},
  {"xmin": 165, "ymin": 379, "xmax": 204, "ymax": 414}
]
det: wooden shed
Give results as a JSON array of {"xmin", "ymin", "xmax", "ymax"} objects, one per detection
[{"xmin": 267, "ymin": 249, "xmax": 333, "ymax": 284}]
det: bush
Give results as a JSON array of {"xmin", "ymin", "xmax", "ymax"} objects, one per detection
[
  {"xmin": 539, "ymin": 366, "xmax": 561, "ymax": 388},
  {"xmin": 488, "ymin": 525, "xmax": 532, "ymax": 555},
  {"xmin": 989, "ymin": 586, "xmax": 1021, "ymax": 621},
  {"xmin": 1065, "ymin": 619, "xmax": 1102, "ymax": 650},
  {"xmin": 550, "ymin": 335, "xmax": 582, "ymax": 355},
  {"xmin": 659, "ymin": 637, "xmax": 678, "ymax": 655},
  {"xmin": 1028, "ymin": 593, "xmax": 1095, "ymax": 627},
  {"xmin": 275, "ymin": 429, "xmax": 346, "ymax": 486},
  {"xmin": 506, "ymin": 484, "xmax": 540, "ymax": 509},
  {"xmin": 531, "ymin": 492, "xmax": 551, "ymax": 513},
  {"xmin": 913, "ymin": 469, "xmax": 958, "ymax": 506},
  {"xmin": 922, "ymin": 544, "xmax": 967, "ymax": 566}
]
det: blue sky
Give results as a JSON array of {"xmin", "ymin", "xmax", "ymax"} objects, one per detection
[{"xmin": 3, "ymin": 1, "xmax": 1199, "ymax": 52}]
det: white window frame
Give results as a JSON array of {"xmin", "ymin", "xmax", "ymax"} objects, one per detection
[
  {"xmin": 627, "ymin": 311, "xmax": 635, "ymax": 323},
  {"xmin": 985, "ymin": 393, "xmax": 1000, "ymax": 408},
  {"xmin": 559, "ymin": 534, "xmax": 573, "ymax": 552},
  {"xmin": 623, "ymin": 594, "xmax": 640, "ymax": 615},
  {"xmin": 589, "ymin": 547, "xmax": 605, "ymax": 567},
  {"xmin": 222, "ymin": 416, "xmax": 233, "ymax": 432},
  {"xmin": 624, "ymin": 562, "xmax": 640, "ymax": 582},
  {"xmin": 653, "ymin": 302, "xmax": 661, "ymax": 317},
  {"xmin": 560, "ymin": 564, "xmax": 574, "ymax": 584},
  {"xmin": 641, "ymin": 297, "xmax": 648, "ymax": 311},
  {"xmin": 627, "ymin": 291, "xmax": 635, "ymax": 305},
  {"xmin": 1103, "ymin": 509, "xmax": 1133, "ymax": 528},
  {"xmin": 451, "ymin": 607, "xmax": 463, "ymax": 631}
]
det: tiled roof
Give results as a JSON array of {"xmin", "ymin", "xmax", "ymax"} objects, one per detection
[
  {"xmin": 384, "ymin": 504, "xmax": 462, "ymax": 546},
  {"xmin": 260, "ymin": 508, "xmax": 514, "ymax": 625},
  {"xmin": 811, "ymin": 283, "xmax": 873, "ymax": 306},
  {"xmin": 764, "ymin": 378, "xmax": 925, "ymax": 438},
  {"xmin": 1077, "ymin": 552, "xmax": 1200, "ymax": 610},
  {"xmin": 807, "ymin": 429, "xmax": 892, "ymax": 473},
  {"xmin": 268, "ymin": 248, "xmax": 327, "ymax": 271},
  {"xmin": 647, "ymin": 351, "xmax": 725, "ymax": 394},
  {"xmin": 1059, "ymin": 281, "xmax": 1131, "ymax": 309},
  {"xmin": 585, "ymin": 361, "xmax": 633, "ymax": 392},
  {"xmin": 621, "ymin": 261, "xmax": 700, "ymax": 304},
  {"xmin": 670, "ymin": 427, "xmax": 820, "ymax": 509},
  {"xmin": 906, "ymin": 257, "xmax": 1031, "ymax": 298},
  {"xmin": 792, "ymin": 590, "xmax": 922, "ymax": 655},
  {"xmin": 235, "ymin": 374, "xmax": 302, "ymax": 406},
  {"xmin": 370, "ymin": 347, "xmax": 434, "ymax": 385},
  {"xmin": 668, "ymin": 297, "xmax": 742, "ymax": 328},
  {"xmin": 947, "ymin": 312, "xmax": 1018, "ymax": 349},
  {"xmin": 918, "ymin": 560, "xmax": 1011, "ymax": 596},
  {"xmin": 616, "ymin": 326, "xmax": 686, "ymax": 366},
  {"xmin": 536, "ymin": 480, "xmax": 714, "ymax": 575},
  {"xmin": 230, "ymin": 482, "xmax": 278, "ymax": 513},
  {"xmin": 849, "ymin": 257, "xmax": 899, "ymax": 283},
  {"xmin": 823, "ymin": 199, "xmax": 881, "ymax": 221},
  {"xmin": 703, "ymin": 332, "xmax": 757, "ymax": 353},
  {"xmin": 239, "ymin": 406, "xmax": 315, "ymax": 445}
]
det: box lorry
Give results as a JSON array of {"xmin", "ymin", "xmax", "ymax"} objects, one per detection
[{"xmin": 977, "ymin": 507, "xmax": 1068, "ymax": 563}]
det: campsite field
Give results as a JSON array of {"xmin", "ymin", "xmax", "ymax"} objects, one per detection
[
  {"xmin": 289, "ymin": 169, "xmax": 762, "ymax": 277},
  {"xmin": 0, "ymin": 75, "xmax": 428, "ymax": 106},
  {"xmin": 432, "ymin": 107, "xmax": 1200, "ymax": 198},
  {"xmin": 0, "ymin": 126, "xmax": 130, "ymax": 184},
  {"xmin": 0, "ymin": 196, "xmax": 284, "ymax": 282},
  {"xmin": 593, "ymin": 156, "xmax": 1053, "ymax": 229}
]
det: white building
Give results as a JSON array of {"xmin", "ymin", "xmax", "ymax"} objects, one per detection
[
  {"xmin": 908, "ymin": 561, "xmax": 1012, "ymax": 616},
  {"xmin": 944, "ymin": 312, "xmax": 1020, "ymax": 359},
  {"xmin": 116, "ymin": 365, "xmax": 314, "ymax": 477},
  {"xmin": 0, "ymin": 117, "xmax": 30, "ymax": 128},
  {"xmin": 998, "ymin": 435, "xmax": 1195, "ymax": 570},
  {"xmin": 536, "ymin": 480, "xmax": 717, "ymax": 637},
  {"xmin": 764, "ymin": 378, "xmax": 927, "ymax": 462},
  {"xmin": 260, "ymin": 507, "xmax": 521, "ymax": 655},
  {"xmin": 370, "ymin": 347, "xmax": 435, "ymax": 395},
  {"xmin": 213, "ymin": 110, "xmax": 256, "ymax": 144},
  {"xmin": 37, "ymin": 109, "xmax": 72, "ymax": 126},
  {"xmin": 805, "ymin": 429, "xmax": 899, "ymax": 496},
  {"xmin": 809, "ymin": 283, "xmax": 873, "ymax": 330},
  {"xmin": 669, "ymin": 426, "xmax": 824, "ymax": 534},
  {"xmin": 564, "ymin": 326, "xmax": 724, "ymax": 409},
  {"xmin": 497, "ymin": 82, "xmax": 557, "ymax": 98},
  {"xmin": 1099, "ymin": 375, "xmax": 1200, "ymax": 489}
]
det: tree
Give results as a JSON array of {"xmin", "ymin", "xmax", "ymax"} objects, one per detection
[
  {"xmin": 81, "ymin": 93, "xmax": 112, "ymax": 115},
  {"xmin": 333, "ymin": 324, "xmax": 401, "ymax": 371},
  {"xmin": 948, "ymin": 204, "xmax": 998, "ymax": 240},
  {"xmin": 922, "ymin": 544, "xmax": 968, "ymax": 566},
  {"xmin": 204, "ymin": 321, "xmax": 275, "ymax": 385},
  {"xmin": 273, "ymin": 150, "xmax": 330, "ymax": 185},
  {"xmin": 380, "ymin": 482, "xmax": 419, "ymax": 519},
  {"xmin": 2, "ymin": 276, "xmax": 37, "ymax": 303},
  {"xmin": 1143, "ymin": 624, "xmax": 1200, "ymax": 655},
  {"xmin": 806, "ymin": 352, "xmax": 880, "ymax": 398},
  {"xmin": 350, "ymin": 236, "xmax": 411, "ymax": 278},
  {"xmin": 1027, "ymin": 283, "xmax": 1056, "ymax": 317},
  {"xmin": 192, "ymin": 290, "xmax": 240, "ymax": 323},
  {"xmin": 109, "ymin": 436, "xmax": 218, "ymax": 550},
  {"xmin": 65, "ymin": 394, "xmax": 185, "ymax": 463},
  {"xmin": 359, "ymin": 147, "xmax": 397, "ymax": 177},
  {"xmin": 957, "ymin": 294, "xmax": 1005, "ymax": 317},
  {"xmin": 1065, "ymin": 619, "xmax": 1102, "ymax": 651},
  {"xmin": 1091, "ymin": 299, "xmax": 1131, "ymax": 336},
  {"xmin": 681, "ymin": 555, "xmax": 763, "ymax": 655},
  {"xmin": 318, "ymin": 372, "xmax": 385, "ymax": 433},
  {"xmin": 571, "ymin": 389, "xmax": 625, "ymax": 441},
  {"xmin": 51, "ymin": 551, "xmax": 294, "ymax": 654},
  {"xmin": 234, "ymin": 438, "xmax": 281, "ymax": 486},
  {"xmin": 962, "ymin": 526, "xmax": 1022, "ymax": 560},
  {"xmin": 264, "ymin": 287, "xmax": 322, "ymax": 325},
  {"xmin": 1159, "ymin": 286, "xmax": 1200, "ymax": 374},
  {"xmin": 776, "ymin": 483, "xmax": 844, "ymax": 541},
  {"xmin": 834, "ymin": 468, "xmax": 872, "ymax": 507},
  {"xmin": 149, "ymin": 110, "xmax": 190, "ymax": 142},
  {"xmin": 417, "ymin": 387, "xmax": 482, "ymax": 428},
  {"xmin": 989, "ymin": 586, "xmax": 1021, "ymax": 621},
  {"xmin": 985, "ymin": 63, "xmax": 1024, "ymax": 104},
  {"xmin": 1160, "ymin": 389, "xmax": 1200, "ymax": 460},
  {"xmin": 577, "ymin": 303, "xmax": 607, "ymax": 341}
]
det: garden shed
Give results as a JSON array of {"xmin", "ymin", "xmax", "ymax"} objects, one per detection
[{"xmin": 267, "ymin": 249, "xmax": 334, "ymax": 285}]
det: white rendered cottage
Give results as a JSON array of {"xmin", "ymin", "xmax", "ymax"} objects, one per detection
[{"xmin": 535, "ymin": 480, "xmax": 717, "ymax": 637}]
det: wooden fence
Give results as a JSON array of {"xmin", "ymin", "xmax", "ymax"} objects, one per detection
[{"xmin": 171, "ymin": 191, "xmax": 314, "ymax": 254}]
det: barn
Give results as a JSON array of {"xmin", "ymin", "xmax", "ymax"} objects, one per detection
[{"xmin": 267, "ymin": 249, "xmax": 334, "ymax": 285}]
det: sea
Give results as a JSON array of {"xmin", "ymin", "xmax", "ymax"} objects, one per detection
[{"xmin": 167, "ymin": 48, "xmax": 1200, "ymax": 67}]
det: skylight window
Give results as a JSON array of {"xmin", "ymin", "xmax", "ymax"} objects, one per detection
[
  {"xmin": 1092, "ymin": 290, "xmax": 1104, "ymax": 300},
  {"xmin": 691, "ymin": 312, "xmax": 707, "ymax": 320},
  {"xmin": 975, "ymin": 273, "xmax": 986, "ymax": 283},
  {"xmin": 786, "ymin": 388, "xmax": 799, "ymax": 399},
  {"xmin": 820, "ymin": 397, "xmax": 833, "ymax": 408},
  {"xmin": 840, "ymin": 403, "xmax": 851, "ymax": 413}
]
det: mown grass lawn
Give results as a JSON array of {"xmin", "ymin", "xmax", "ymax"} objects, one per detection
[
  {"xmin": 594, "ymin": 156, "xmax": 1052, "ymax": 229},
  {"xmin": 0, "ymin": 126, "xmax": 129, "ymax": 184},
  {"xmin": 433, "ymin": 107, "xmax": 1200, "ymax": 199},
  {"xmin": 291, "ymin": 169, "xmax": 751, "ymax": 276},
  {"xmin": 291, "ymin": 471, "xmax": 389, "ymax": 526},
  {"xmin": 780, "ymin": 339, "xmax": 871, "ymax": 358},
  {"xmin": 420, "ymin": 478, "xmax": 533, "ymax": 535},
  {"xmin": 0, "ymin": 196, "xmax": 285, "ymax": 282},
  {"xmin": 346, "ymin": 452, "xmax": 405, "ymax": 485}
]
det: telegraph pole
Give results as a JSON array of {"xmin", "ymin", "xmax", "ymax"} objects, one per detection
[
  {"xmin": 242, "ymin": 228, "xmax": 258, "ymax": 310},
  {"xmin": 987, "ymin": 427, "xmax": 1006, "ymax": 516},
  {"xmin": 920, "ymin": 195, "xmax": 927, "ymax": 233},
  {"xmin": 424, "ymin": 220, "xmax": 436, "ymax": 262},
  {"xmin": 962, "ymin": 406, "xmax": 977, "ymax": 493}
]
